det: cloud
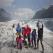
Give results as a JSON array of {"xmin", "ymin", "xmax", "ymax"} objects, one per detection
[
  {"xmin": 11, "ymin": 8, "xmax": 35, "ymax": 19},
  {"xmin": 0, "ymin": 0, "xmax": 14, "ymax": 8}
]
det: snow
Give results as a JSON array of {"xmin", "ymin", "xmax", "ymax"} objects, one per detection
[{"xmin": 0, "ymin": 19, "xmax": 52, "ymax": 46}]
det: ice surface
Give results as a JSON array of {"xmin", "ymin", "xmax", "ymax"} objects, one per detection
[{"xmin": 0, "ymin": 19, "xmax": 52, "ymax": 48}]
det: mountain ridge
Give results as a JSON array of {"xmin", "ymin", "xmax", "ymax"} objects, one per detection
[{"xmin": 33, "ymin": 5, "xmax": 53, "ymax": 19}]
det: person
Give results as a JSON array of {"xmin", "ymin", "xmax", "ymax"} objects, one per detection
[
  {"xmin": 37, "ymin": 21, "xmax": 44, "ymax": 53},
  {"xmin": 16, "ymin": 35, "xmax": 23, "ymax": 50},
  {"xmin": 22, "ymin": 26, "xmax": 28, "ymax": 48},
  {"xmin": 12, "ymin": 24, "xmax": 16, "ymax": 47},
  {"xmin": 32, "ymin": 29, "xmax": 37, "ymax": 49},
  {"xmin": 16, "ymin": 23, "xmax": 21, "ymax": 36},
  {"xmin": 26, "ymin": 25, "xmax": 31, "ymax": 47},
  {"xmin": 16, "ymin": 23, "xmax": 22, "ymax": 49},
  {"xmin": 22, "ymin": 25, "xmax": 31, "ymax": 47}
]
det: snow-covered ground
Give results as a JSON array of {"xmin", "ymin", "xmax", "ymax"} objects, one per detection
[{"xmin": 0, "ymin": 19, "xmax": 53, "ymax": 48}]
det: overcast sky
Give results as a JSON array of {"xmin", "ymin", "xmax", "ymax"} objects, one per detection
[
  {"xmin": 0, "ymin": 0, "xmax": 53, "ymax": 21},
  {"xmin": 4, "ymin": 0, "xmax": 53, "ymax": 11}
]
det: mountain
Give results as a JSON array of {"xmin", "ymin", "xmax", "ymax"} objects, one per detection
[
  {"xmin": 33, "ymin": 5, "xmax": 53, "ymax": 19},
  {"xmin": 0, "ymin": 8, "xmax": 11, "ymax": 22}
]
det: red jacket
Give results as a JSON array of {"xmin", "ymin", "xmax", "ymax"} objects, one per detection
[{"xmin": 22, "ymin": 26, "xmax": 31, "ymax": 36}]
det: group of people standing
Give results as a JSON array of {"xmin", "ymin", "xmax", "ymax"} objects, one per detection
[{"xmin": 12, "ymin": 21, "xmax": 44, "ymax": 53}]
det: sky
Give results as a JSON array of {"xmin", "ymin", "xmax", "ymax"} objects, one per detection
[{"xmin": 0, "ymin": 0, "xmax": 53, "ymax": 21}]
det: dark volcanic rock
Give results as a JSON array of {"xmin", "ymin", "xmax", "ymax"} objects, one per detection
[
  {"xmin": 33, "ymin": 5, "xmax": 53, "ymax": 19},
  {"xmin": 0, "ymin": 8, "xmax": 11, "ymax": 22}
]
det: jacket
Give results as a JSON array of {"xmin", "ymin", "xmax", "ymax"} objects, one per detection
[{"xmin": 22, "ymin": 26, "xmax": 31, "ymax": 36}]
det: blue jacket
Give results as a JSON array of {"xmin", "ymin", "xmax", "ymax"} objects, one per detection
[
  {"xmin": 16, "ymin": 25, "xmax": 21, "ymax": 33},
  {"xmin": 32, "ymin": 29, "xmax": 37, "ymax": 38}
]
